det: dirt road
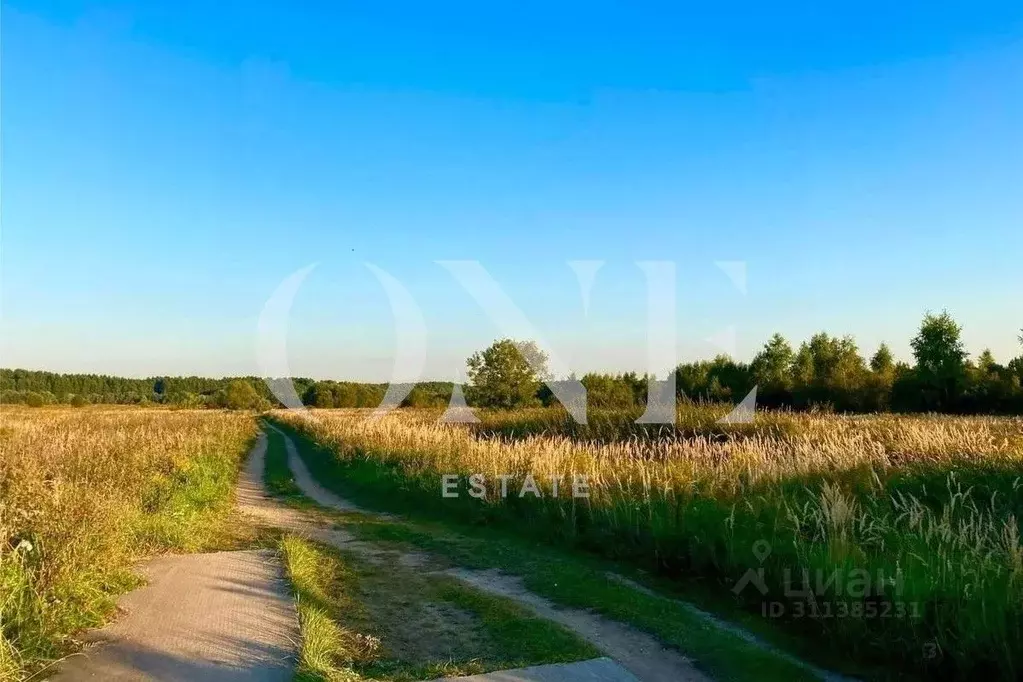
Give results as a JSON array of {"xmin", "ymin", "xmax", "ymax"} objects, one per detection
[{"xmin": 54, "ymin": 428, "xmax": 835, "ymax": 682}]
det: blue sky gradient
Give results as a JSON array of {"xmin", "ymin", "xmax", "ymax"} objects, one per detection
[{"xmin": 2, "ymin": 1, "xmax": 1021, "ymax": 380}]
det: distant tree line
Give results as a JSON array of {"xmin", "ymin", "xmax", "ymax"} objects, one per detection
[
  {"xmin": 0, "ymin": 369, "xmax": 453, "ymax": 411},
  {"xmin": 299, "ymin": 380, "xmax": 454, "ymax": 408},
  {"xmin": 668, "ymin": 312, "xmax": 1023, "ymax": 414},
  {"xmin": 3, "ymin": 312, "xmax": 1020, "ymax": 414},
  {"xmin": 0, "ymin": 371, "xmax": 288, "ymax": 410},
  {"xmin": 481, "ymin": 312, "xmax": 1023, "ymax": 415}
]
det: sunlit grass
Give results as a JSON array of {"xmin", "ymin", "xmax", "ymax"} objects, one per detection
[
  {"xmin": 274, "ymin": 406, "xmax": 1023, "ymax": 680},
  {"xmin": 281, "ymin": 534, "xmax": 376, "ymax": 681},
  {"xmin": 0, "ymin": 406, "xmax": 256, "ymax": 679}
]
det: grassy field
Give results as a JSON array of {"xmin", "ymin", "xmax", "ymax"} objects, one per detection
[
  {"xmin": 273, "ymin": 406, "xmax": 1023, "ymax": 680},
  {"xmin": 0, "ymin": 407, "xmax": 257, "ymax": 679},
  {"xmin": 4, "ymin": 404, "xmax": 1020, "ymax": 680}
]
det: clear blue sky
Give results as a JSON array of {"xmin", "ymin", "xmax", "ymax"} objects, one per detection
[{"xmin": 2, "ymin": 1, "xmax": 1021, "ymax": 380}]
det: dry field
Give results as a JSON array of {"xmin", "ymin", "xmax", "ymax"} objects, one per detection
[
  {"xmin": 0, "ymin": 407, "xmax": 257, "ymax": 679},
  {"xmin": 3, "ymin": 403, "xmax": 1020, "ymax": 680},
  {"xmin": 276, "ymin": 406, "xmax": 1023, "ymax": 679}
]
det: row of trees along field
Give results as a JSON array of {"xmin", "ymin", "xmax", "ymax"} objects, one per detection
[
  {"xmin": 0, "ymin": 368, "xmax": 403, "ymax": 411},
  {"xmin": 465, "ymin": 311, "xmax": 1023, "ymax": 414},
  {"xmin": 2, "ymin": 312, "xmax": 1021, "ymax": 414},
  {"xmin": 0, "ymin": 372, "xmax": 287, "ymax": 409},
  {"xmin": 674, "ymin": 312, "xmax": 1023, "ymax": 413}
]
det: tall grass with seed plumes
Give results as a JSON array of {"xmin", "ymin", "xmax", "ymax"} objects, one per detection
[
  {"xmin": 0, "ymin": 407, "xmax": 256, "ymax": 679},
  {"xmin": 274, "ymin": 407, "xmax": 1023, "ymax": 680}
]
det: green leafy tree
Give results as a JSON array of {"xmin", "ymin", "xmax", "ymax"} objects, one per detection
[
  {"xmin": 70, "ymin": 394, "xmax": 88, "ymax": 408},
  {"xmin": 870, "ymin": 343, "xmax": 895, "ymax": 376},
  {"xmin": 334, "ymin": 383, "xmax": 358, "ymax": 407},
  {"xmin": 674, "ymin": 357, "xmax": 752, "ymax": 403},
  {"xmin": 466, "ymin": 339, "xmax": 549, "ymax": 409},
  {"xmin": 354, "ymin": 384, "xmax": 385, "ymax": 408},
  {"xmin": 792, "ymin": 333, "xmax": 867, "ymax": 410},
  {"xmin": 401, "ymin": 384, "xmax": 450, "ymax": 408},
  {"xmin": 675, "ymin": 361, "xmax": 711, "ymax": 401},
  {"xmin": 707, "ymin": 355, "xmax": 752, "ymax": 401},
  {"xmin": 308, "ymin": 382, "xmax": 338, "ymax": 408},
  {"xmin": 581, "ymin": 373, "xmax": 637, "ymax": 409},
  {"xmin": 965, "ymin": 349, "xmax": 1022, "ymax": 413},
  {"xmin": 167, "ymin": 391, "xmax": 204, "ymax": 408},
  {"xmin": 1011, "ymin": 357, "xmax": 1023, "ymax": 381},
  {"xmin": 976, "ymin": 349, "xmax": 998, "ymax": 374},
  {"xmin": 750, "ymin": 333, "xmax": 795, "ymax": 405},
  {"xmin": 25, "ymin": 392, "xmax": 44, "ymax": 408},
  {"xmin": 791, "ymin": 345, "xmax": 815, "ymax": 389},
  {"xmin": 620, "ymin": 372, "xmax": 647, "ymax": 406},
  {"xmin": 864, "ymin": 343, "xmax": 897, "ymax": 411},
  {"xmin": 220, "ymin": 380, "xmax": 260, "ymax": 410},
  {"xmin": 910, "ymin": 311, "xmax": 968, "ymax": 410}
]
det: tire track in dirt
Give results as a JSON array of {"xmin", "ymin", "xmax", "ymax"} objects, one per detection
[{"xmin": 261, "ymin": 424, "xmax": 710, "ymax": 682}]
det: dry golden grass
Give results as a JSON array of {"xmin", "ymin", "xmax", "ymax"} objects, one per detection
[
  {"xmin": 0, "ymin": 406, "xmax": 257, "ymax": 679},
  {"xmin": 275, "ymin": 407, "xmax": 1023, "ymax": 679},
  {"xmin": 277, "ymin": 408, "xmax": 1021, "ymax": 494}
]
